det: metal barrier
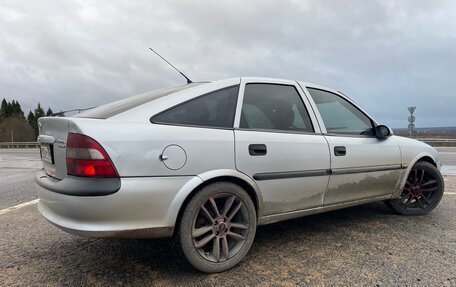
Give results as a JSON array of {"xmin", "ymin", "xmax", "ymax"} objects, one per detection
[
  {"xmin": 0, "ymin": 142, "xmax": 40, "ymax": 149},
  {"xmin": 418, "ymin": 138, "xmax": 456, "ymax": 147}
]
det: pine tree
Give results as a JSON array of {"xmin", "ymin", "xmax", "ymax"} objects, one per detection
[
  {"xmin": 10, "ymin": 100, "xmax": 24, "ymax": 119},
  {"xmin": 34, "ymin": 103, "xmax": 45, "ymax": 119},
  {"xmin": 0, "ymin": 100, "xmax": 54, "ymax": 140},
  {"xmin": 46, "ymin": 107, "xmax": 53, "ymax": 116},
  {"xmin": 28, "ymin": 103, "xmax": 46, "ymax": 137},
  {"xmin": 5, "ymin": 101, "xmax": 12, "ymax": 118},
  {"xmin": 27, "ymin": 111, "xmax": 36, "ymax": 126},
  {"xmin": 0, "ymin": 99, "xmax": 7, "ymax": 119},
  {"xmin": 27, "ymin": 111, "xmax": 36, "ymax": 127},
  {"xmin": 27, "ymin": 111, "xmax": 38, "ymax": 137}
]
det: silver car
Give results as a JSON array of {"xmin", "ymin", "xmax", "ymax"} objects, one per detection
[{"xmin": 35, "ymin": 77, "xmax": 444, "ymax": 272}]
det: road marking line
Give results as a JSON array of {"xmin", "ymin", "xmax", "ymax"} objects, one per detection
[
  {"xmin": 444, "ymin": 192, "xmax": 456, "ymax": 195},
  {"xmin": 0, "ymin": 199, "xmax": 39, "ymax": 215}
]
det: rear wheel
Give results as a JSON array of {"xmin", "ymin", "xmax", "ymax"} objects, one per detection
[
  {"xmin": 176, "ymin": 182, "xmax": 257, "ymax": 273},
  {"xmin": 386, "ymin": 161, "xmax": 444, "ymax": 215}
]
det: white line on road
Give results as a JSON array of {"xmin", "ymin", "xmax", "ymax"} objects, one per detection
[
  {"xmin": 444, "ymin": 192, "xmax": 456, "ymax": 195},
  {"xmin": 0, "ymin": 199, "xmax": 39, "ymax": 215}
]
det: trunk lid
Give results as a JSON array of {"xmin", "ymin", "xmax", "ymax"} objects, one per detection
[{"xmin": 37, "ymin": 117, "xmax": 70, "ymax": 179}]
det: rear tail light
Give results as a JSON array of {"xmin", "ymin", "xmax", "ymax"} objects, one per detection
[{"xmin": 66, "ymin": 133, "xmax": 119, "ymax": 178}]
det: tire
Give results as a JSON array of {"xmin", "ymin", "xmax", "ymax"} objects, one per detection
[
  {"xmin": 385, "ymin": 161, "xmax": 444, "ymax": 215},
  {"xmin": 176, "ymin": 182, "xmax": 257, "ymax": 273}
]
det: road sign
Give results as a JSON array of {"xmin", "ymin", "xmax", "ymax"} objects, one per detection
[{"xmin": 407, "ymin": 106, "xmax": 416, "ymax": 138}]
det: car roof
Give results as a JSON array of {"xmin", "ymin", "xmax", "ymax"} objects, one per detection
[
  {"xmin": 233, "ymin": 77, "xmax": 340, "ymax": 94},
  {"xmin": 76, "ymin": 76, "xmax": 362, "ymax": 122}
]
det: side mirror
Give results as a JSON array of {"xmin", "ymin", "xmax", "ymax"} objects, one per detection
[{"xmin": 375, "ymin": 125, "xmax": 392, "ymax": 139}]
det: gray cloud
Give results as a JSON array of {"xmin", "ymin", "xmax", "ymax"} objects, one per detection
[{"xmin": 0, "ymin": 0, "xmax": 455, "ymax": 127}]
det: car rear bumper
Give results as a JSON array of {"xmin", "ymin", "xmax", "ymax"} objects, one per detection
[
  {"xmin": 35, "ymin": 170, "xmax": 121, "ymax": 196},
  {"xmin": 35, "ymin": 170, "xmax": 202, "ymax": 238}
]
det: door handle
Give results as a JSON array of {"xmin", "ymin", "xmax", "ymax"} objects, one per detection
[
  {"xmin": 249, "ymin": 144, "xmax": 267, "ymax": 156},
  {"xmin": 334, "ymin": 146, "xmax": 346, "ymax": 156}
]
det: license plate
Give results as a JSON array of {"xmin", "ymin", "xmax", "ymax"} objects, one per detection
[{"xmin": 40, "ymin": 145, "xmax": 53, "ymax": 164}]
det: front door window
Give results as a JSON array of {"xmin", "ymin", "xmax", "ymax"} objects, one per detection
[{"xmin": 307, "ymin": 88, "xmax": 374, "ymax": 136}]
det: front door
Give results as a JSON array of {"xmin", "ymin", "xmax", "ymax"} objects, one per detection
[
  {"xmin": 234, "ymin": 79, "xmax": 330, "ymax": 216},
  {"xmin": 305, "ymin": 87, "xmax": 402, "ymax": 206}
]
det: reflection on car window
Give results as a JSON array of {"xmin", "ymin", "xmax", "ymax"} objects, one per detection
[
  {"xmin": 307, "ymin": 88, "xmax": 373, "ymax": 135},
  {"xmin": 77, "ymin": 83, "xmax": 203, "ymax": 119},
  {"xmin": 152, "ymin": 86, "xmax": 239, "ymax": 128},
  {"xmin": 240, "ymin": 84, "xmax": 314, "ymax": 133}
]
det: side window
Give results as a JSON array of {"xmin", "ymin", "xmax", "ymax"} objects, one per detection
[
  {"xmin": 307, "ymin": 88, "xmax": 374, "ymax": 135},
  {"xmin": 152, "ymin": 86, "xmax": 239, "ymax": 128},
  {"xmin": 240, "ymin": 84, "xmax": 314, "ymax": 133}
]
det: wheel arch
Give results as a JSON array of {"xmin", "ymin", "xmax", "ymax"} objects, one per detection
[
  {"xmin": 416, "ymin": 156, "xmax": 437, "ymax": 167},
  {"xmin": 387, "ymin": 159, "xmax": 444, "ymax": 215},
  {"xmin": 393, "ymin": 152, "xmax": 439, "ymax": 198},
  {"xmin": 166, "ymin": 169, "xmax": 263, "ymax": 236}
]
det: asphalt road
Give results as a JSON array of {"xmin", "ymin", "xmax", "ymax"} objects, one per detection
[
  {"xmin": 436, "ymin": 147, "xmax": 456, "ymax": 166},
  {"xmin": 1, "ymin": 149, "xmax": 456, "ymax": 286},
  {"xmin": 0, "ymin": 149, "xmax": 40, "ymax": 209}
]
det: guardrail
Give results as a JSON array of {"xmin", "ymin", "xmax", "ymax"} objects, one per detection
[
  {"xmin": 418, "ymin": 138, "xmax": 456, "ymax": 147},
  {"xmin": 0, "ymin": 142, "xmax": 40, "ymax": 149}
]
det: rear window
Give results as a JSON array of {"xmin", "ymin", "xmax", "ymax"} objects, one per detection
[
  {"xmin": 75, "ymin": 83, "xmax": 203, "ymax": 119},
  {"xmin": 151, "ymin": 85, "xmax": 239, "ymax": 128}
]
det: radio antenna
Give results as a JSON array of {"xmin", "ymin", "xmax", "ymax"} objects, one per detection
[{"xmin": 149, "ymin": 48, "xmax": 193, "ymax": 84}]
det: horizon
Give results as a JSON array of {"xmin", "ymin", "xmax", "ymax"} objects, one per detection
[
  {"xmin": 393, "ymin": 126, "xmax": 456, "ymax": 131},
  {"xmin": 1, "ymin": 95, "xmax": 455, "ymax": 130}
]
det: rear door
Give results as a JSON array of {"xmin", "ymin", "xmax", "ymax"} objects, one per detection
[
  {"xmin": 304, "ymin": 86, "xmax": 402, "ymax": 205},
  {"xmin": 234, "ymin": 78, "xmax": 330, "ymax": 216}
]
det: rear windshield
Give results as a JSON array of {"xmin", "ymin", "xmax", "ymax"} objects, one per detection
[{"xmin": 75, "ymin": 83, "xmax": 204, "ymax": 119}]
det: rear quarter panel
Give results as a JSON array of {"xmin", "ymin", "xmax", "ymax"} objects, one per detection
[{"xmin": 68, "ymin": 118, "xmax": 236, "ymax": 177}]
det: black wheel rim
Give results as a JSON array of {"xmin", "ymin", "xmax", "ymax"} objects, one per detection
[
  {"xmin": 192, "ymin": 193, "xmax": 249, "ymax": 263},
  {"xmin": 399, "ymin": 168, "xmax": 440, "ymax": 210}
]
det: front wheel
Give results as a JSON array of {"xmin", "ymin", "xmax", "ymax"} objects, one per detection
[
  {"xmin": 176, "ymin": 182, "xmax": 257, "ymax": 273},
  {"xmin": 386, "ymin": 161, "xmax": 444, "ymax": 215}
]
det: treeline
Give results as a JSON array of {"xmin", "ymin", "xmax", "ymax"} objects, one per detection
[{"xmin": 0, "ymin": 98, "xmax": 53, "ymax": 142}]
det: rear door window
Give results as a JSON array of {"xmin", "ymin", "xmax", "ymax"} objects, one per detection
[
  {"xmin": 152, "ymin": 85, "xmax": 239, "ymax": 128},
  {"xmin": 240, "ymin": 83, "xmax": 314, "ymax": 133}
]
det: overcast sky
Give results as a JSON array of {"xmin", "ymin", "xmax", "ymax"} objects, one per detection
[{"xmin": 1, "ymin": 0, "xmax": 455, "ymax": 128}]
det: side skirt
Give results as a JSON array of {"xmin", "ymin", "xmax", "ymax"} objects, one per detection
[{"xmin": 258, "ymin": 194, "xmax": 392, "ymax": 226}]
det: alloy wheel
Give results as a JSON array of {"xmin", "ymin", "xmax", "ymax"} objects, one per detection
[
  {"xmin": 398, "ymin": 167, "xmax": 441, "ymax": 211},
  {"xmin": 191, "ymin": 193, "xmax": 250, "ymax": 263},
  {"xmin": 385, "ymin": 162, "xmax": 444, "ymax": 215}
]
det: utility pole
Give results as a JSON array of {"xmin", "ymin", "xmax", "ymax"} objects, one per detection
[
  {"xmin": 407, "ymin": 106, "xmax": 416, "ymax": 138},
  {"xmin": 11, "ymin": 128, "xmax": 14, "ymax": 142}
]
